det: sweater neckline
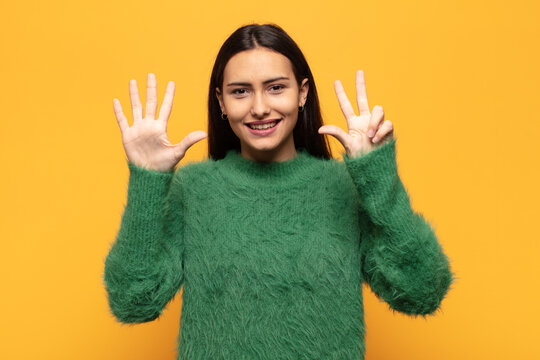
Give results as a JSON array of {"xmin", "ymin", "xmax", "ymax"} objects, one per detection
[{"xmin": 217, "ymin": 148, "xmax": 321, "ymax": 187}]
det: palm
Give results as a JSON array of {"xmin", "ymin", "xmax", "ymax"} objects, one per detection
[
  {"xmin": 345, "ymin": 112, "xmax": 372, "ymax": 150},
  {"xmin": 121, "ymin": 117, "xmax": 181, "ymax": 172},
  {"xmin": 113, "ymin": 73, "xmax": 207, "ymax": 172},
  {"xmin": 319, "ymin": 70, "xmax": 394, "ymax": 158}
]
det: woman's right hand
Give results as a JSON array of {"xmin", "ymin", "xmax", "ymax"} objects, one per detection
[{"xmin": 113, "ymin": 73, "xmax": 208, "ymax": 172}]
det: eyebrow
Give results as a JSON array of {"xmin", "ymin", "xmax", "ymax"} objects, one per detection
[{"xmin": 226, "ymin": 76, "xmax": 290, "ymax": 87}]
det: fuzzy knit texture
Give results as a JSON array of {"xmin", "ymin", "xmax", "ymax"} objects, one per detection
[{"xmin": 103, "ymin": 137, "xmax": 455, "ymax": 360}]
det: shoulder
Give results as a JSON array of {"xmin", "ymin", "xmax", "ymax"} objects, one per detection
[
  {"xmin": 324, "ymin": 156, "xmax": 356, "ymax": 185},
  {"xmin": 171, "ymin": 156, "xmax": 218, "ymax": 189},
  {"xmin": 304, "ymin": 153, "xmax": 355, "ymax": 190}
]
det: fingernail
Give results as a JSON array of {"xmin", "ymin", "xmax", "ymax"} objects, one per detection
[
  {"xmin": 372, "ymin": 136, "xmax": 379, "ymax": 143},
  {"xmin": 368, "ymin": 129, "xmax": 375, "ymax": 137}
]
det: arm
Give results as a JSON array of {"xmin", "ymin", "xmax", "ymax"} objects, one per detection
[
  {"xmin": 102, "ymin": 161, "xmax": 184, "ymax": 324},
  {"xmin": 343, "ymin": 138, "xmax": 455, "ymax": 316}
]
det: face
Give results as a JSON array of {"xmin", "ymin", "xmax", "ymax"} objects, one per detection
[{"xmin": 216, "ymin": 47, "xmax": 309, "ymax": 162}]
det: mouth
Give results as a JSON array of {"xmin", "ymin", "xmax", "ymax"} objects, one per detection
[
  {"xmin": 245, "ymin": 119, "xmax": 282, "ymax": 136},
  {"xmin": 245, "ymin": 119, "xmax": 281, "ymax": 130}
]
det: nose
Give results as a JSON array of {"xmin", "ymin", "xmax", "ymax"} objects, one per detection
[{"xmin": 250, "ymin": 91, "xmax": 270, "ymax": 118}]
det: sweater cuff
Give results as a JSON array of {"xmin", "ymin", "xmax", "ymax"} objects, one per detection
[
  {"xmin": 341, "ymin": 138, "xmax": 398, "ymax": 198},
  {"xmin": 125, "ymin": 161, "xmax": 175, "ymax": 212}
]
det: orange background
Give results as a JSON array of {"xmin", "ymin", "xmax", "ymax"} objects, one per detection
[{"xmin": 1, "ymin": 0, "xmax": 539, "ymax": 359}]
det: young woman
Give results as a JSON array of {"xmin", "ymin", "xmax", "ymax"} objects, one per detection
[{"xmin": 104, "ymin": 23, "xmax": 454, "ymax": 360}]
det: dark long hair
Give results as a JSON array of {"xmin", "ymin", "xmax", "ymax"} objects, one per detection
[{"xmin": 207, "ymin": 23, "xmax": 332, "ymax": 160}]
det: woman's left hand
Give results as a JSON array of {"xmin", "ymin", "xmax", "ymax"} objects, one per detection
[{"xmin": 318, "ymin": 70, "xmax": 394, "ymax": 158}]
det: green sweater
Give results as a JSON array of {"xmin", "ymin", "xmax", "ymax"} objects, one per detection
[{"xmin": 103, "ymin": 138, "xmax": 455, "ymax": 360}]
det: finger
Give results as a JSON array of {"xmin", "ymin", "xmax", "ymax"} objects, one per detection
[
  {"xmin": 367, "ymin": 105, "xmax": 384, "ymax": 138},
  {"xmin": 113, "ymin": 98, "xmax": 129, "ymax": 133},
  {"xmin": 158, "ymin": 81, "xmax": 175, "ymax": 124},
  {"xmin": 372, "ymin": 120, "xmax": 394, "ymax": 143},
  {"xmin": 129, "ymin": 79, "xmax": 143, "ymax": 121},
  {"xmin": 168, "ymin": 130, "xmax": 208, "ymax": 158},
  {"xmin": 334, "ymin": 80, "xmax": 356, "ymax": 123},
  {"xmin": 356, "ymin": 70, "xmax": 370, "ymax": 117},
  {"xmin": 318, "ymin": 124, "xmax": 350, "ymax": 149},
  {"xmin": 145, "ymin": 73, "xmax": 158, "ymax": 120}
]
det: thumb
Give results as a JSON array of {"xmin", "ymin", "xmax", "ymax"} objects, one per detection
[
  {"xmin": 318, "ymin": 125, "xmax": 349, "ymax": 148},
  {"xmin": 183, "ymin": 130, "xmax": 208, "ymax": 149},
  {"xmin": 168, "ymin": 130, "xmax": 208, "ymax": 159}
]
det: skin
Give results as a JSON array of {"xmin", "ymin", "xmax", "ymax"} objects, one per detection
[
  {"xmin": 216, "ymin": 47, "xmax": 309, "ymax": 163},
  {"xmin": 113, "ymin": 73, "xmax": 207, "ymax": 172},
  {"xmin": 215, "ymin": 48, "xmax": 394, "ymax": 162},
  {"xmin": 318, "ymin": 69, "xmax": 395, "ymax": 158},
  {"xmin": 113, "ymin": 60, "xmax": 393, "ymax": 171}
]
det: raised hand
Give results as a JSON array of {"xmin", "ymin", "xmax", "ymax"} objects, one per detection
[
  {"xmin": 113, "ymin": 73, "xmax": 208, "ymax": 172},
  {"xmin": 318, "ymin": 70, "xmax": 394, "ymax": 158}
]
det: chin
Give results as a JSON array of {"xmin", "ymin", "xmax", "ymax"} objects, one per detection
[{"xmin": 245, "ymin": 142, "xmax": 281, "ymax": 153}]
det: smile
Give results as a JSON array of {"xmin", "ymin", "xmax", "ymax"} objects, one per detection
[
  {"xmin": 247, "ymin": 120, "xmax": 279, "ymax": 130},
  {"xmin": 245, "ymin": 119, "xmax": 282, "ymax": 136}
]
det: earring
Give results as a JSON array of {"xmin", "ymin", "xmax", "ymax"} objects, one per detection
[
  {"xmin": 221, "ymin": 112, "xmax": 228, "ymax": 120},
  {"xmin": 298, "ymin": 104, "xmax": 305, "ymax": 112}
]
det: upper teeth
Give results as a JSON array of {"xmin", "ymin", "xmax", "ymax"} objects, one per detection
[{"xmin": 249, "ymin": 121, "xmax": 278, "ymax": 130}]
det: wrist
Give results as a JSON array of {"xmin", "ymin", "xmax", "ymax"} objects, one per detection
[{"xmin": 127, "ymin": 161, "xmax": 175, "ymax": 174}]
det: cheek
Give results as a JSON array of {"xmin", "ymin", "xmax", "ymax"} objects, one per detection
[
  {"xmin": 226, "ymin": 101, "xmax": 250, "ymax": 119},
  {"xmin": 271, "ymin": 97, "xmax": 299, "ymax": 115}
]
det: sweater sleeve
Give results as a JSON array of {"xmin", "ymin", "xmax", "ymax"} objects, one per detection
[
  {"xmin": 102, "ymin": 161, "xmax": 185, "ymax": 324},
  {"xmin": 342, "ymin": 138, "xmax": 455, "ymax": 317}
]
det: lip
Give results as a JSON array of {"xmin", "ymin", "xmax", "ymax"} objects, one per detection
[
  {"xmin": 245, "ymin": 118, "xmax": 281, "ymax": 125},
  {"xmin": 245, "ymin": 119, "xmax": 282, "ymax": 136}
]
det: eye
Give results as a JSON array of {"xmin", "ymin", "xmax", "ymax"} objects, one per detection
[
  {"xmin": 270, "ymin": 84, "xmax": 284, "ymax": 92},
  {"xmin": 232, "ymin": 88, "xmax": 247, "ymax": 95}
]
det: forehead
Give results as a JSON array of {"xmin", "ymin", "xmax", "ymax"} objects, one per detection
[{"xmin": 223, "ymin": 48, "xmax": 294, "ymax": 81}]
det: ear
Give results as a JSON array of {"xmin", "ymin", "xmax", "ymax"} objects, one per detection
[
  {"xmin": 299, "ymin": 78, "xmax": 309, "ymax": 106},
  {"xmin": 215, "ymin": 87, "xmax": 225, "ymax": 112}
]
